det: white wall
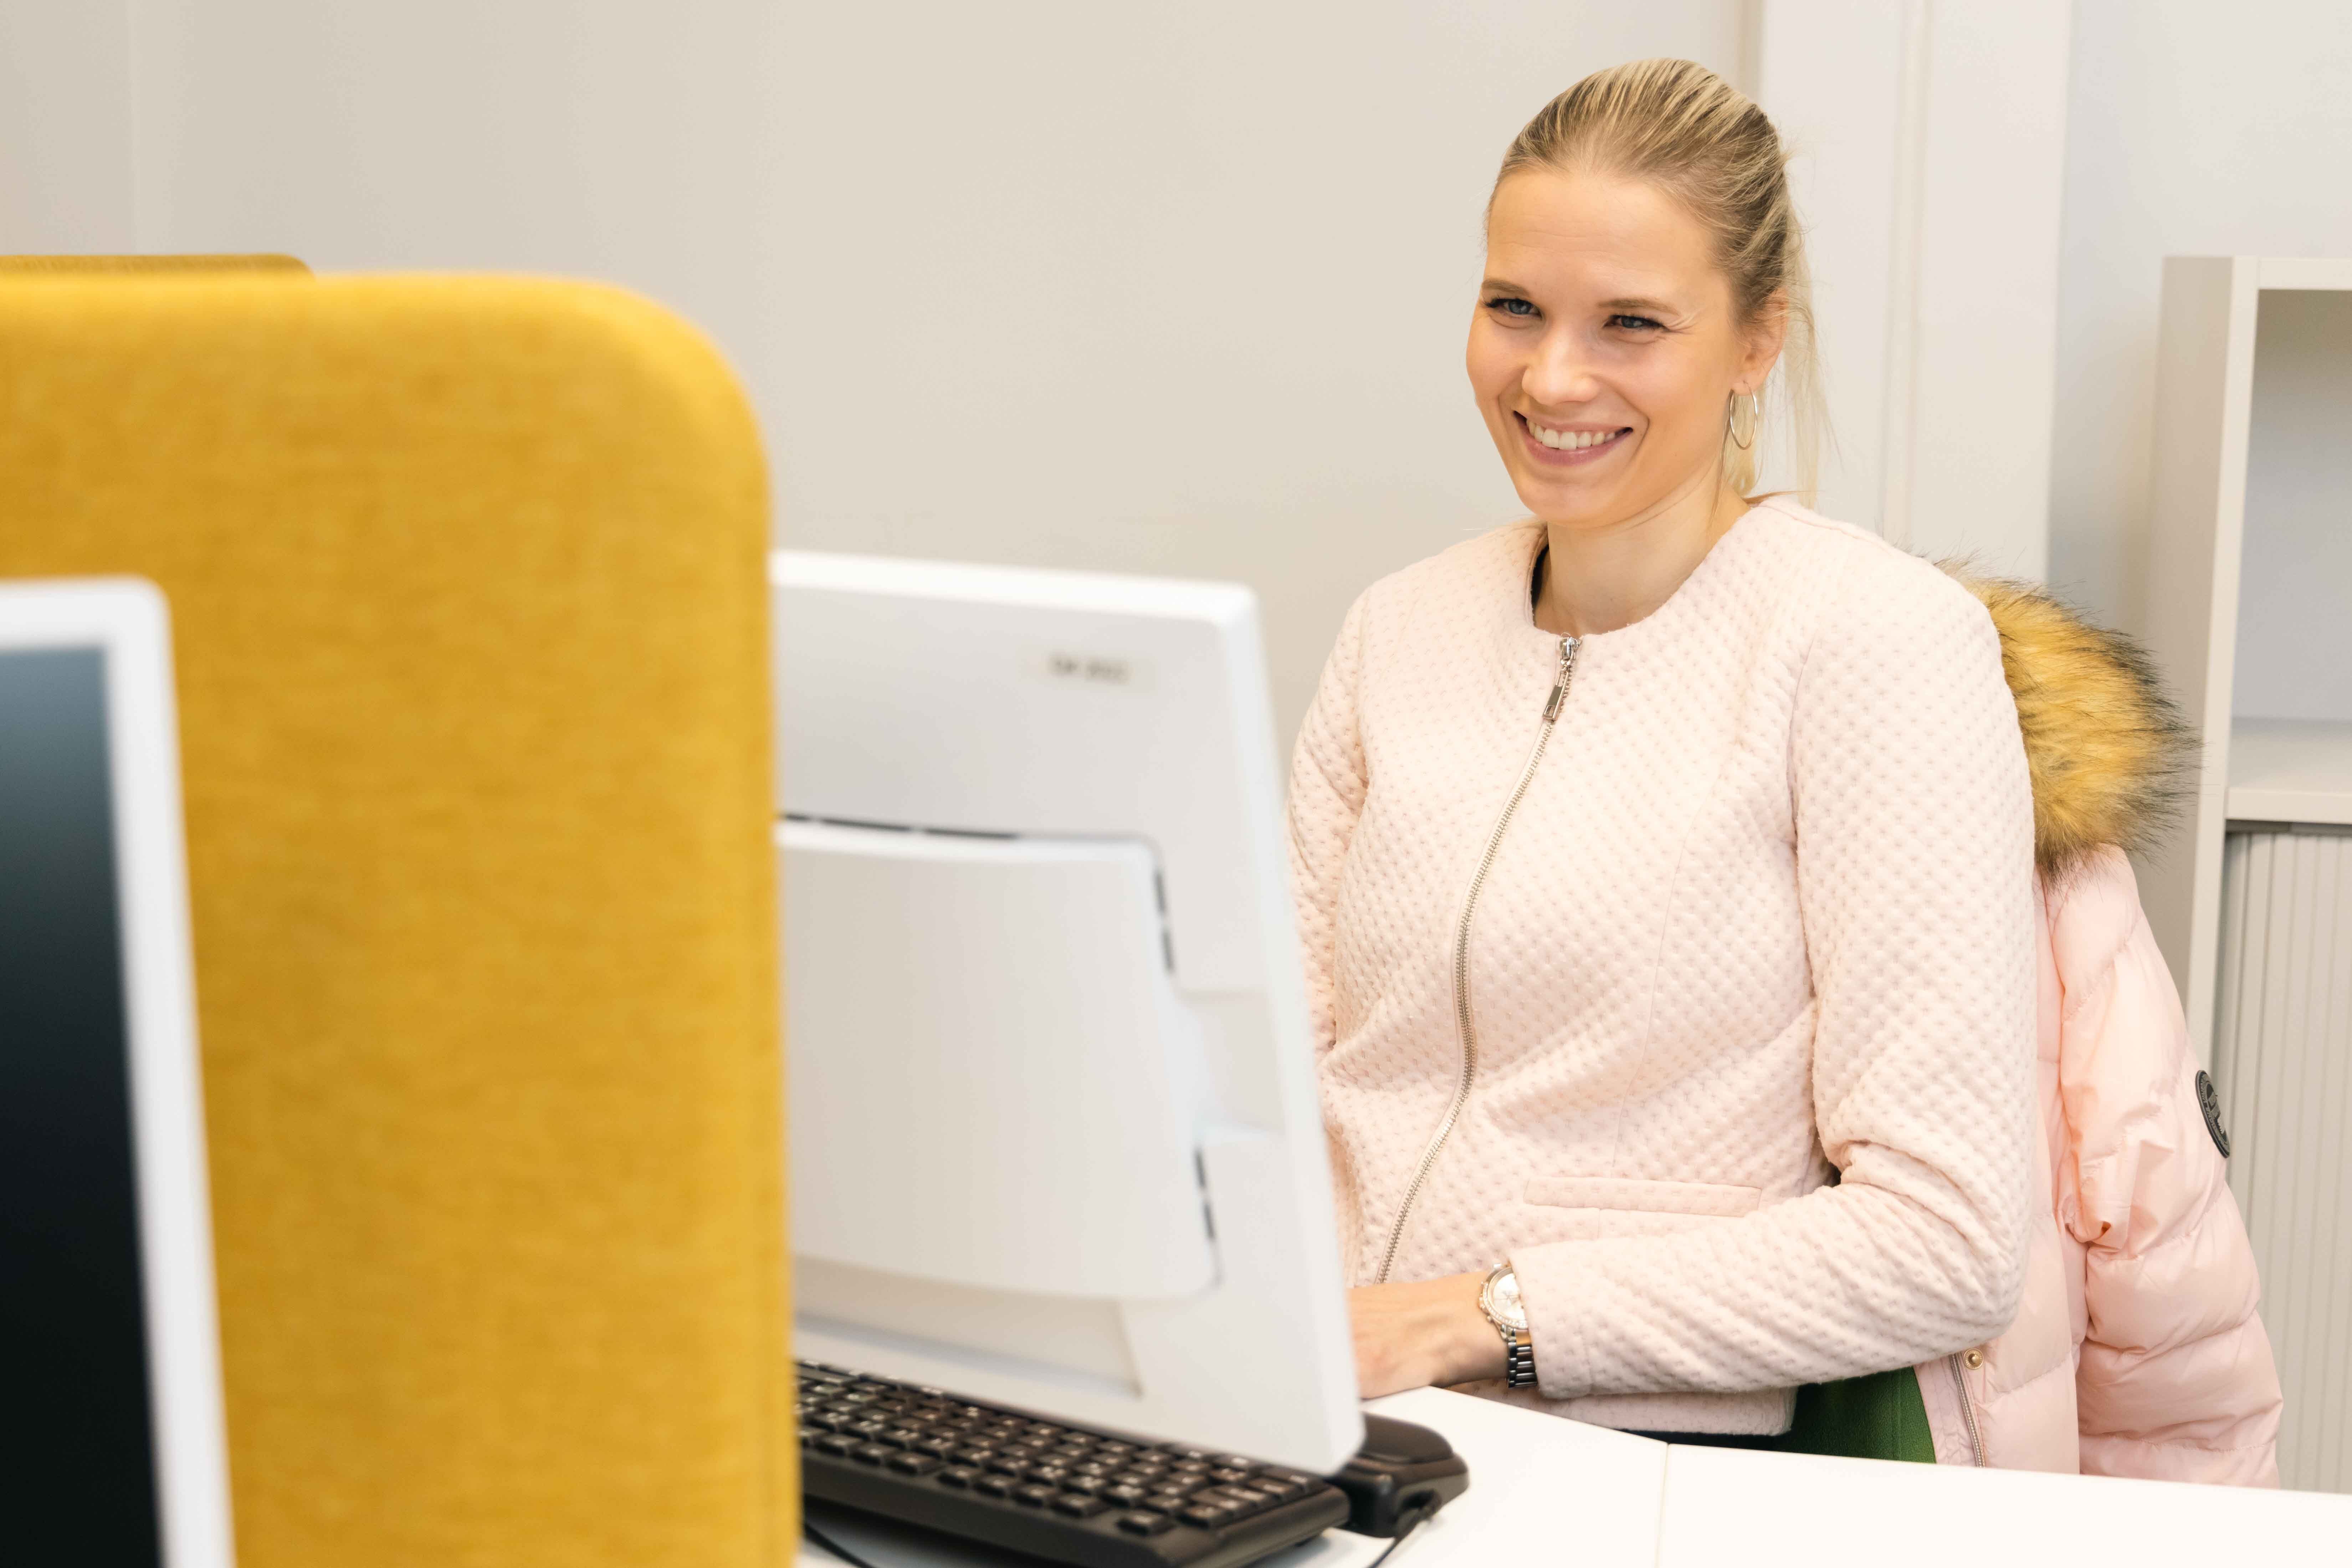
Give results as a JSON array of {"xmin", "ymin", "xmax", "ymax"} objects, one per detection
[
  {"xmin": 1756, "ymin": 0, "xmax": 2073, "ymax": 578},
  {"xmin": 2049, "ymin": 0, "xmax": 2352, "ymax": 626},
  {"xmin": 0, "ymin": 5, "xmax": 137, "ymax": 251}
]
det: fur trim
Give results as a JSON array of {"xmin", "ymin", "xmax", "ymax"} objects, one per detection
[{"xmin": 1942, "ymin": 566, "xmax": 2196, "ymax": 880}]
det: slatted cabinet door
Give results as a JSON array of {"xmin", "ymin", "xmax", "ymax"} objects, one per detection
[{"xmin": 2213, "ymin": 824, "xmax": 2352, "ymax": 1492}]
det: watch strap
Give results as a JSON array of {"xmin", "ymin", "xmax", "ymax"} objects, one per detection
[{"xmin": 1498, "ymin": 1324, "xmax": 1537, "ymax": 1389}]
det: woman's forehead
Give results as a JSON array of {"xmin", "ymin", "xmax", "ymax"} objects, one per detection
[{"xmin": 1485, "ymin": 168, "xmax": 1719, "ymax": 300}]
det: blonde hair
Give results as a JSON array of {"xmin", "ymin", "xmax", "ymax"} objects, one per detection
[{"xmin": 1492, "ymin": 59, "xmax": 1824, "ymax": 502}]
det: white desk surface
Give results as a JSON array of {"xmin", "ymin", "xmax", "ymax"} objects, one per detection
[{"xmin": 801, "ymin": 1386, "xmax": 2352, "ymax": 1567}]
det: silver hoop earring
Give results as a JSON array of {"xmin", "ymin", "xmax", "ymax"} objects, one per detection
[{"xmin": 1727, "ymin": 390, "xmax": 1758, "ymax": 451}]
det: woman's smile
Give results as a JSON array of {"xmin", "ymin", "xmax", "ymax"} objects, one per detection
[{"xmin": 1516, "ymin": 415, "xmax": 1632, "ymax": 466}]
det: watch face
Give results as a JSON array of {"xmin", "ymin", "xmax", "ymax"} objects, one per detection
[{"xmin": 1487, "ymin": 1267, "xmax": 1527, "ymax": 1332}]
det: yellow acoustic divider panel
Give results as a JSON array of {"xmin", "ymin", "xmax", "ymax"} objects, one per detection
[{"xmin": 0, "ymin": 275, "xmax": 790, "ymax": 1567}]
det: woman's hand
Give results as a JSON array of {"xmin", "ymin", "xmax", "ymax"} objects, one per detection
[{"xmin": 1348, "ymin": 1270, "xmax": 1509, "ymax": 1398}]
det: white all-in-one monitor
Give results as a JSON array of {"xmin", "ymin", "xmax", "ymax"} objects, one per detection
[
  {"xmin": 0, "ymin": 580, "xmax": 235, "ymax": 1568},
  {"xmin": 772, "ymin": 551, "xmax": 1361, "ymax": 1475}
]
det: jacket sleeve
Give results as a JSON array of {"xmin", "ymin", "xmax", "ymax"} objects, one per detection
[
  {"xmin": 1511, "ymin": 556, "xmax": 2040, "ymax": 1397},
  {"xmin": 2057, "ymin": 851, "xmax": 2282, "ymax": 1486},
  {"xmin": 1286, "ymin": 590, "xmax": 1371, "ymax": 1059}
]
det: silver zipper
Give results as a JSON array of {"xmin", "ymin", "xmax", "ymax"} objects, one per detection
[
  {"xmin": 1373, "ymin": 635, "xmax": 1580, "ymax": 1284},
  {"xmin": 1948, "ymin": 1353, "xmax": 1987, "ymax": 1465}
]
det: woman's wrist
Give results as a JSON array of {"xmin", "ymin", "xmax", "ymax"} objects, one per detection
[
  {"xmin": 1442, "ymin": 1271, "xmax": 1511, "ymax": 1385},
  {"xmin": 1347, "ymin": 1270, "xmax": 1511, "ymax": 1397}
]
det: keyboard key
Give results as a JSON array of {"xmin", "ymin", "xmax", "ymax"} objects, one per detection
[
  {"xmin": 1060, "ymin": 1475, "xmax": 1107, "ymax": 1497},
  {"xmin": 851, "ymin": 1444, "xmax": 893, "ymax": 1467},
  {"xmin": 1023, "ymin": 1464, "xmax": 1072, "ymax": 1486},
  {"xmin": 937, "ymin": 1467, "xmax": 980, "ymax": 1489},
  {"xmin": 1180, "ymin": 1502, "xmax": 1242, "ymax": 1529},
  {"xmin": 886, "ymin": 1453, "xmax": 942, "ymax": 1477},
  {"xmin": 1051, "ymin": 1494, "xmax": 1109, "ymax": 1518},
  {"xmin": 1116, "ymin": 1512, "xmax": 1175, "ymax": 1536},
  {"xmin": 984, "ymin": 1455, "xmax": 1028, "ymax": 1476},
  {"xmin": 1101, "ymin": 1484, "xmax": 1152, "ymax": 1507},
  {"xmin": 880, "ymin": 1428, "xmax": 927, "ymax": 1450},
  {"xmin": 973, "ymin": 1475, "xmax": 1015, "ymax": 1499},
  {"xmin": 814, "ymin": 1435, "xmax": 857, "ymax": 1458},
  {"xmin": 913, "ymin": 1436, "xmax": 959, "ymax": 1459},
  {"xmin": 1204, "ymin": 1486, "xmax": 1279, "ymax": 1515},
  {"xmin": 951, "ymin": 1447, "xmax": 996, "ymax": 1468},
  {"xmin": 1013, "ymin": 1484, "xmax": 1059, "ymax": 1508}
]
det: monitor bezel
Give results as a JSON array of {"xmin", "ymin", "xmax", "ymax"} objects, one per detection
[{"xmin": 0, "ymin": 578, "xmax": 236, "ymax": 1568}]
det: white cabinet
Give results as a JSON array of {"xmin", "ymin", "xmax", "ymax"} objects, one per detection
[{"xmin": 2133, "ymin": 257, "xmax": 2352, "ymax": 1048}]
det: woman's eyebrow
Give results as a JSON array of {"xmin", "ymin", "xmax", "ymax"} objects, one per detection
[
  {"xmin": 1478, "ymin": 277, "xmax": 1534, "ymax": 295},
  {"xmin": 1597, "ymin": 295, "xmax": 1680, "ymax": 314}
]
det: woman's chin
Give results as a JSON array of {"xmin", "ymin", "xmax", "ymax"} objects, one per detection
[{"xmin": 1514, "ymin": 475, "xmax": 1628, "ymax": 531}]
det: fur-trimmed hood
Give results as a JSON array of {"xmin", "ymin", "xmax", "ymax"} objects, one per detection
[{"xmin": 1943, "ymin": 568, "xmax": 2196, "ymax": 881}]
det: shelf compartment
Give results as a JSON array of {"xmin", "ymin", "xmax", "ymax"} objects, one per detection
[{"xmin": 2230, "ymin": 719, "xmax": 2352, "ymax": 827}]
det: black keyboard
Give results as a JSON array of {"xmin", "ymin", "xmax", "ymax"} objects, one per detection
[{"xmin": 796, "ymin": 1360, "xmax": 1353, "ymax": 1567}]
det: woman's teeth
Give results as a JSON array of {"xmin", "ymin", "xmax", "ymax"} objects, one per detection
[{"xmin": 1529, "ymin": 424, "xmax": 1620, "ymax": 451}]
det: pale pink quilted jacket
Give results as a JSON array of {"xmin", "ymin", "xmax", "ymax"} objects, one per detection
[
  {"xmin": 1916, "ymin": 580, "xmax": 2281, "ymax": 1484},
  {"xmin": 1289, "ymin": 501, "xmax": 2280, "ymax": 1482}
]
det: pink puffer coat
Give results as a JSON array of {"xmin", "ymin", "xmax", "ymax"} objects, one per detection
[{"xmin": 1918, "ymin": 578, "xmax": 2281, "ymax": 1483}]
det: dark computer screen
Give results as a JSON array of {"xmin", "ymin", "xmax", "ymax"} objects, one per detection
[{"xmin": 0, "ymin": 646, "xmax": 165, "ymax": 1564}]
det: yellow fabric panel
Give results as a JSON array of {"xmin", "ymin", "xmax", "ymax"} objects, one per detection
[
  {"xmin": 0, "ymin": 276, "xmax": 792, "ymax": 1567},
  {"xmin": 0, "ymin": 252, "xmax": 311, "ymax": 274}
]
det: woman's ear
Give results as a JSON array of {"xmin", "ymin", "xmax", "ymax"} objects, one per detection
[{"xmin": 1738, "ymin": 291, "xmax": 1790, "ymax": 391}]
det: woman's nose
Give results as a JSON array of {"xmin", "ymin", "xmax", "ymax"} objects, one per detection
[{"xmin": 1522, "ymin": 335, "xmax": 1602, "ymax": 407}]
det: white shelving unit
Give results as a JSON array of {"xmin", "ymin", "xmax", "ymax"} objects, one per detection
[
  {"xmin": 2132, "ymin": 256, "xmax": 2352, "ymax": 1053},
  {"xmin": 2136, "ymin": 257, "xmax": 2352, "ymax": 1494}
]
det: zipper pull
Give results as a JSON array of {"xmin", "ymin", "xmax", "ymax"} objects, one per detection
[{"xmin": 1541, "ymin": 636, "xmax": 1580, "ymax": 723}]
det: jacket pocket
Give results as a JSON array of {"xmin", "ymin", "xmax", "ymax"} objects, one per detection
[{"xmin": 1523, "ymin": 1175, "xmax": 1762, "ymax": 1218}]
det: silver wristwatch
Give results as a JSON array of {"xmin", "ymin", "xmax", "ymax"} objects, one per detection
[{"xmin": 1479, "ymin": 1260, "xmax": 1537, "ymax": 1389}]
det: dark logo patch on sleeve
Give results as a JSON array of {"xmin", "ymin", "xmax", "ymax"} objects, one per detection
[{"xmin": 2196, "ymin": 1070, "xmax": 2233, "ymax": 1159}]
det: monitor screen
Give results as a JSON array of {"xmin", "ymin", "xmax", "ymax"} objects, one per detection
[{"xmin": 0, "ymin": 644, "xmax": 165, "ymax": 1564}]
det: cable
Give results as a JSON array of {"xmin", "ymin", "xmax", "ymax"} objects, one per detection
[
  {"xmin": 803, "ymin": 1517, "xmax": 887, "ymax": 1568},
  {"xmin": 1362, "ymin": 1503, "xmax": 1435, "ymax": 1567}
]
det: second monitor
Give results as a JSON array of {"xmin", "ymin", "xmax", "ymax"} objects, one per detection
[{"xmin": 772, "ymin": 550, "xmax": 1361, "ymax": 1474}]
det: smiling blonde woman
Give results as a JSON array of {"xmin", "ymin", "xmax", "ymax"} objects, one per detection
[{"xmin": 1287, "ymin": 59, "xmax": 2040, "ymax": 1459}]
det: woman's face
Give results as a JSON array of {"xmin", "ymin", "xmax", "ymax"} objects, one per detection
[{"xmin": 1467, "ymin": 166, "xmax": 1779, "ymax": 530}]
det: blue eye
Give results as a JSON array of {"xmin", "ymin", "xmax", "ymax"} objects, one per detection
[
  {"xmin": 1610, "ymin": 313, "xmax": 1664, "ymax": 332},
  {"xmin": 1485, "ymin": 296, "xmax": 1538, "ymax": 318}
]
